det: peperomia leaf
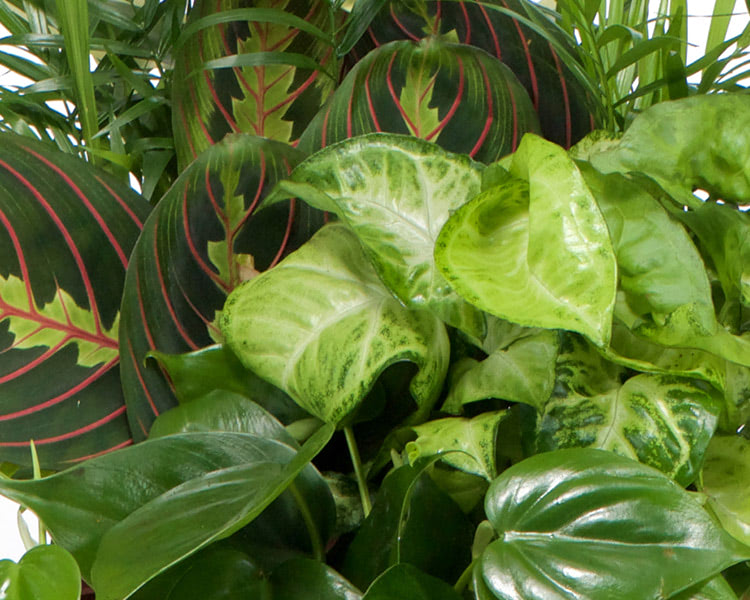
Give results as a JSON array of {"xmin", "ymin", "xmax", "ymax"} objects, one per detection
[
  {"xmin": 442, "ymin": 330, "xmax": 559, "ymax": 413},
  {"xmin": 0, "ymin": 132, "xmax": 151, "ymax": 469},
  {"xmin": 0, "ymin": 545, "xmax": 81, "ymax": 600},
  {"xmin": 436, "ymin": 133, "xmax": 617, "ymax": 346},
  {"xmin": 90, "ymin": 424, "xmax": 335, "ymax": 600},
  {"xmin": 220, "ymin": 224, "xmax": 450, "ymax": 426},
  {"xmin": 267, "ymin": 133, "xmax": 486, "ymax": 337},
  {"xmin": 699, "ymin": 435, "xmax": 750, "ymax": 546},
  {"xmin": 479, "ymin": 448, "xmax": 750, "ymax": 600},
  {"xmin": 0, "ymin": 429, "xmax": 332, "ymax": 583},
  {"xmin": 171, "ymin": 0, "xmax": 339, "ymax": 169},
  {"xmin": 342, "ymin": 461, "xmax": 473, "ymax": 590},
  {"xmin": 119, "ymin": 134, "xmax": 324, "ymax": 439},
  {"xmin": 361, "ymin": 564, "xmax": 462, "ymax": 600},
  {"xmin": 298, "ymin": 37, "xmax": 540, "ymax": 164},
  {"xmin": 538, "ymin": 373, "xmax": 722, "ymax": 486},
  {"xmin": 406, "ymin": 411, "xmax": 509, "ymax": 480},
  {"xmin": 589, "ymin": 95, "xmax": 750, "ymax": 207}
]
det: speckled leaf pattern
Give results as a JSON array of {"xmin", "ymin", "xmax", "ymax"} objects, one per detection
[
  {"xmin": 268, "ymin": 133, "xmax": 486, "ymax": 337},
  {"xmin": 350, "ymin": 0, "xmax": 596, "ymax": 148},
  {"xmin": 480, "ymin": 449, "xmax": 750, "ymax": 600},
  {"xmin": 436, "ymin": 134, "xmax": 617, "ymax": 346},
  {"xmin": 0, "ymin": 132, "xmax": 151, "ymax": 469},
  {"xmin": 538, "ymin": 374, "xmax": 722, "ymax": 486},
  {"xmin": 220, "ymin": 224, "xmax": 450, "ymax": 426},
  {"xmin": 172, "ymin": 0, "xmax": 338, "ymax": 169},
  {"xmin": 119, "ymin": 134, "xmax": 324, "ymax": 439},
  {"xmin": 298, "ymin": 37, "xmax": 540, "ymax": 163}
]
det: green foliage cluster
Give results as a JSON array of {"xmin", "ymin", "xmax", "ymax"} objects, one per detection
[{"xmin": 0, "ymin": 1, "xmax": 749, "ymax": 599}]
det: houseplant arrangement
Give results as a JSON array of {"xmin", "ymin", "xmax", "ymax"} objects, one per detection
[{"xmin": 0, "ymin": 0, "xmax": 749, "ymax": 598}]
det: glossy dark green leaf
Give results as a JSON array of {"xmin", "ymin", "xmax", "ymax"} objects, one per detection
[
  {"xmin": 589, "ymin": 95, "xmax": 750, "ymax": 207},
  {"xmin": 700, "ymin": 435, "xmax": 750, "ymax": 547},
  {"xmin": 342, "ymin": 462, "xmax": 473, "ymax": 590},
  {"xmin": 362, "ymin": 564, "xmax": 462, "ymax": 600},
  {"xmin": 436, "ymin": 134, "xmax": 617, "ymax": 346},
  {"xmin": 90, "ymin": 424, "xmax": 335, "ymax": 600},
  {"xmin": 673, "ymin": 575, "xmax": 739, "ymax": 600},
  {"xmin": 120, "ymin": 134, "xmax": 324, "ymax": 439},
  {"xmin": 0, "ymin": 131, "xmax": 151, "ymax": 469},
  {"xmin": 0, "ymin": 428, "xmax": 331, "ymax": 582},
  {"xmin": 268, "ymin": 558, "xmax": 363, "ymax": 599},
  {"xmin": 479, "ymin": 448, "xmax": 750, "ymax": 600},
  {"xmin": 148, "ymin": 390, "xmax": 298, "ymax": 448},
  {"xmin": 172, "ymin": 0, "xmax": 338, "ymax": 169},
  {"xmin": 442, "ymin": 330, "xmax": 559, "ymax": 413},
  {"xmin": 221, "ymin": 224, "xmax": 449, "ymax": 426},
  {"xmin": 539, "ymin": 374, "xmax": 721, "ymax": 486},
  {"xmin": 267, "ymin": 133, "xmax": 486, "ymax": 337},
  {"xmin": 299, "ymin": 37, "xmax": 540, "ymax": 164},
  {"xmin": 348, "ymin": 0, "xmax": 596, "ymax": 149},
  {"xmin": 0, "ymin": 545, "xmax": 81, "ymax": 600}
]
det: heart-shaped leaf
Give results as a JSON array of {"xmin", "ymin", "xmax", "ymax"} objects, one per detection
[
  {"xmin": 362, "ymin": 564, "xmax": 462, "ymax": 600},
  {"xmin": 436, "ymin": 134, "xmax": 617, "ymax": 346},
  {"xmin": 479, "ymin": 448, "xmax": 750, "ymax": 600},
  {"xmin": 220, "ymin": 224, "xmax": 450, "ymax": 426},
  {"xmin": 298, "ymin": 37, "xmax": 540, "ymax": 164},
  {"xmin": 119, "ymin": 134, "xmax": 324, "ymax": 439},
  {"xmin": 0, "ymin": 132, "xmax": 151, "ymax": 469},
  {"xmin": 538, "ymin": 374, "xmax": 722, "ymax": 486},
  {"xmin": 267, "ymin": 133, "xmax": 486, "ymax": 337},
  {"xmin": 0, "ymin": 545, "xmax": 81, "ymax": 600}
]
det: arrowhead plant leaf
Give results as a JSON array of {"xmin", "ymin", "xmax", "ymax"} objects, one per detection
[
  {"xmin": 436, "ymin": 133, "xmax": 617, "ymax": 346},
  {"xmin": 0, "ymin": 132, "xmax": 151, "ymax": 470},
  {"xmin": 220, "ymin": 223, "xmax": 450, "ymax": 426}
]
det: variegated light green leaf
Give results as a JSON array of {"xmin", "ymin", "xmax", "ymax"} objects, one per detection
[
  {"xmin": 406, "ymin": 411, "xmax": 509, "ymax": 480},
  {"xmin": 267, "ymin": 133, "xmax": 486, "ymax": 338},
  {"xmin": 442, "ymin": 330, "xmax": 559, "ymax": 413},
  {"xmin": 700, "ymin": 435, "xmax": 750, "ymax": 546},
  {"xmin": 538, "ymin": 374, "xmax": 722, "ymax": 486},
  {"xmin": 220, "ymin": 224, "xmax": 449, "ymax": 426},
  {"xmin": 436, "ymin": 134, "xmax": 617, "ymax": 346}
]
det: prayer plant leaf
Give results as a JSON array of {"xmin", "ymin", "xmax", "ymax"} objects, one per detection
[
  {"xmin": 0, "ymin": 545, "xmax": 81, "ymax": 600},
  {"xmin": 406, "ymin": 411, "xmax": 509, "ymax": 480},
  {"xmin": 699, "ymin": 435, "xmax": 750, "ymax": 547},
  {"xmin": 171, "ymin": 0, "xmax": 339, "ymax": 169},
  {"xmin": 589, "ymin": 95, "xmax": 750, "ymax": 207},
  {"xmin": 436, "ymin": 134, "xmax": 617, "ymax": 346},
  {"xmin": 442, "ymin": 329, "xmax": 559, "ymax": 413},
  {"xmin": 119, "ymin": 134, "xmax": 324, "ymax": 440},
  {"xmin": 0, "ymin": 427, "xmax": 334, "ymax": 585},
  {"xmin": 538, "ymin": 373, "xmax": 722, "ymax": 486},
  {"xmin": 221, "ymin": 224, "xmax": 449, "ymax": 426},
  {"xmin": 0, "ymin": 131, "xmax": 151, "ymax": 470},
  {"xmin": 267, "ymin": 133, "xmax": 486, "ymax": 337},
  {"xmin": 90, "ymin": 425, "xmax": 335, "ymax": 600},
  {"xmin": 298, "ymin": 37, "xmax": 541, "ymax": 164},
  {"xmin": 349, "ymin": 0, "xmax": 597, "ymax": 149},
  {"xmin": 479, "ymin": 448, "xmax": 750, "ymax": 600}
]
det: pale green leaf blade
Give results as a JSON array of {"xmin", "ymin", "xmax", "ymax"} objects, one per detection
[
  {"xmin": 436, "ymin": 134, "xmax": 617, "ymax": 346},
  {"xmin": 700, "ymin": 435, "xmax": 750, "ymax": 546},
  {"xmin": 266, "ymin": 133, "xmax": 487, "ymax": 338},
  {"xmin": 220, "ymin": 224, "xmax": 450, "ymax": 425},
  {"xmin": 0, "ymin": 545, "xmax": 81, "ymax": 600},
  {"xmin": 538, "ymin": 374, "xmax": 722, "ymax": 486}
]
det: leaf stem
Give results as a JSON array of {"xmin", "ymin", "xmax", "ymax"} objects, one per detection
[
  {"xmin": 288, "ymin": 481, "xmax": 325, "ymax": 561},
  {"xmin": 343, "ymin": 426, "xmax": 372, "ymax": 517},
  {"xmin": 454, "ymin": 558, "xmax": 478, "ymax": 594}
]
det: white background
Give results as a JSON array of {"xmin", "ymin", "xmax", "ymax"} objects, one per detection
[{"xmin": 0, "ymin": 0, "xmax": 748, "ymax": 563}]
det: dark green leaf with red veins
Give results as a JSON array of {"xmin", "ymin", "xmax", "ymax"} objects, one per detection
[
  {"xmin": 297, "ymin": 37, "xmax": 540, "ymax": 163},
  {"xmin": 347, "ymin": 0, "xmax": 596, "ymax": 148},
  {"xmin": 0, "ymin": 132, "xmax": 151, "ymax": 470},
  {"xmin": 171, "ymin": 0, "xmax": 339, "ymax": 170},
  {"xmin": 119, "ymin": 134, "xmax": 325, "ymax": 441}
]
